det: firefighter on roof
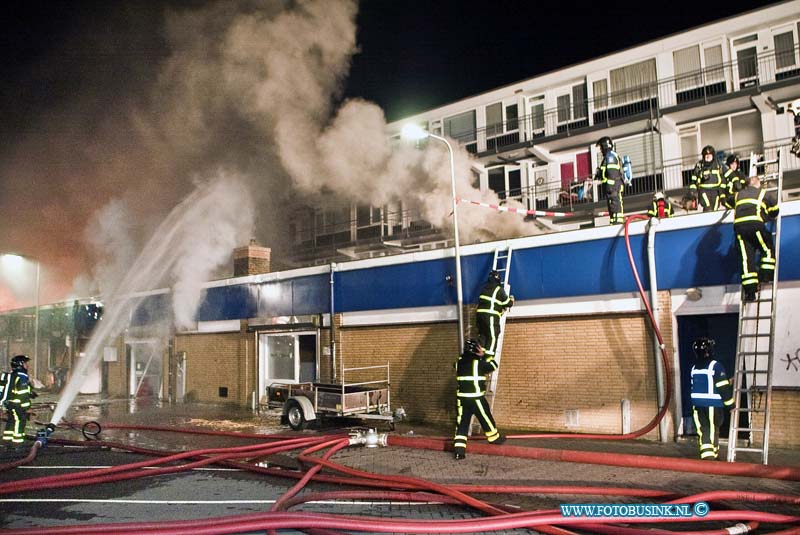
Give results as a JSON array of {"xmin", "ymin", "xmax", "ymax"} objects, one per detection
[
  {"xmin": 475, "ymin": 270, "xmax": 513, "ymax": 359},
  {"xmin": 453, "ymin": 339, "xmax": 505, "ymax": 460},
  {"xmin": 594, "ymin": 136, "xmax": 625, "ymax": 224},
  {"xmin": 733, "ymin": 174, "xmax": 779, "ymax": 302},
  {"xmin": 689, "ymin": 145, "xmax": 724, "ymax": 211},
  {"xmin": 722, "ymin": 154, "xmax": 745, "ymax": 207},
  {"xmin": 690, "ymin": 338, "xmax": 733, "ymax": 460},
  {"xmin": 1, "ymin": 355, "xmax": 37, "ymax": 445},
  {"xmin": 647, "ymin": 191, "xmax": 673, "ymax": 219}
]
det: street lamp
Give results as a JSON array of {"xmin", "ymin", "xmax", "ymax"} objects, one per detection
[
  {"xmin": 401, "ymin": 124, "xmax": 465, "ymax": 351},
  {"xmin": 1, "ymin": 253, "xmax": 41, "ymax": 382}
]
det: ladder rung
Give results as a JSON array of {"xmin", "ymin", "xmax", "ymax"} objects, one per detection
[
  {"xmin": 737, "ymin": 351, "xmax": 771, "ymax": 355},
  {"xmin": 740, "ymin": 316, "xmax": 771, "ymax": 321},
  {"xmin": 731, "ymin": 447, "xmax": 765, "ymax": 453},
  {"xmin": 733, "ymin": 408, "xmax": 767, "ymax": 414},
  {"xmin": 739, "ymin": 334, "xmax": 771, "ymax": 338}
]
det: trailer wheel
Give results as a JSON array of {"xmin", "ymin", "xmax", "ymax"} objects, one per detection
[{"xmin": 286, "ymin": 400, "xmax": 306, "ymax": 431}]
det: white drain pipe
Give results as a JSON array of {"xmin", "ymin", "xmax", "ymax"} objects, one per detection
[{"xmin": 647, "ymin": 217, "xmax": 668, "ymax": 442}]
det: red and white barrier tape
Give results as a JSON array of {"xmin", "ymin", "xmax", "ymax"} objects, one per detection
[{"xmin": 456, "ymin": 197, "xmax": 574, "ymax": 217}]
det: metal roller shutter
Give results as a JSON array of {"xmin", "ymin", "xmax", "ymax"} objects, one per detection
[{"xmin": 613, "ymin": 132, "xmax": 662, "ymax": 177}]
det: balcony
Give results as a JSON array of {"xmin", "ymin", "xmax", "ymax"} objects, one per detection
[{"xmin": 449, "ymin": 45, "xmax": 800, "ymax": 156}]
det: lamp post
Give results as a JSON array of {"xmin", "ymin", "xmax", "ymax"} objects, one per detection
[
  {"xmin": 401, "ymin": 124, "xmax": 465, "ymax": 351},
  {"xmin": 1, "ymin": 253, "xmax": 41, "ymax": 382}
]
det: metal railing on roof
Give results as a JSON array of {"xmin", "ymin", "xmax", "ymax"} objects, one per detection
[{"xmin": 449, "ymin": 44, "xmax": 800, "ymax": 155}]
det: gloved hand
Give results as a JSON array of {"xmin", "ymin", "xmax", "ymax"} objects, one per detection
[
  {"xmin": 509, "ymin": 296, "xmax": 515, "ymax": 307},
  {"xmin": 30, "ymin": 391, "xmax": 38, "ymax": 399}
]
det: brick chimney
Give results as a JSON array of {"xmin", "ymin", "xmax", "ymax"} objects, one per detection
[{"xmin": 233, "ymin": 239, "xmax": 271, "ymax": 277}]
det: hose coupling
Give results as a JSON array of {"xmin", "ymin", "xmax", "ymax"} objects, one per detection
[
  {"xmin": 35, "ymin": 423, "xmax": 57, "ymax": 447},
  {"xmin": 348, "ymin": 428, "xmax": 388, "ymax": 448}
]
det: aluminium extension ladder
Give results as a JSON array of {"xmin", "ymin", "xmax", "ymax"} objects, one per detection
[
  {"xmin": 471, "ymin": 244, "xmax": 513, "ymax": 435},
  {"xmin": 726, "ymin": 149, "xmax": 784, "ymax": 464}
]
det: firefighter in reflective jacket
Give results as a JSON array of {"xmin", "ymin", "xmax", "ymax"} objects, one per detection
[
  {"xmin": 690, "ymin": 338, "xmax": 733, "ymax": 460},
  {"xmin": 733, "ymin": 174, "xmax": 779, "ymax": 302},
  {"xmin": 476, "ymin": 270, "xmax": 514, "ymax": 359},
  {"xmin": 1, "ymin": 355, "xmax": 37, "ymax": 445},
  {"xmin": 594, "ymin": 136, "xmax": 624, "ymax": 224},
  {"xmin": 690, "ymin": 145, "xmax": 724, "ymax": 211},
  {"xmin": 721, "ymin": 154, "xmax": 745, "ymax": 208},
  {"xmin": 647, "ymin": 191, "xmax": 673, "ymax": 219},
  {"xmin": 453, "ymin": 339, "xmax": 505, "ymax": 460}
]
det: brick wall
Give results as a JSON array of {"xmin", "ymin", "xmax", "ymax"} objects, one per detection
[
  {"xmin": 175, "ymin": 331, "xmax": 255, "ymax": 405},
  {"xmin": 336, "ymin": 306, "xmax": 669, "ymax": 437},
  {"xmin": 769, "ymin": 390, "xmax": 800, "ymax": 448}
]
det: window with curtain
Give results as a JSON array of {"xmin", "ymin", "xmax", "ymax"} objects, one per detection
[
  {"xmin": 557, "ymin": 94, "xmax": 571, "ymax": 123},
  {"xmin": 444, "ymin": 110, "xmax": 476, "ymax": 142},
  {"xmin": 774, "ymin": 31, "xmax": 796, "ymax": 69},
  {"xmin": 531, "ymin": 102, "xmax": 544, "ymax": 130},
  {"xmin": 704, "ymin": 45, "xmax": 724, "ymax": 83},
  {"xmin": 673, "ymin": 45, "xmax": 702, "ymax": 91},
  {"xmin": 609, "ymin": 58, "xmax": 657, "ymax": 106},
  {"xmin": 486, "ymin": 103, "xmax": 502, "ymax": 136},
  {"xmin": 593, "ymin": 79, "xmax": 608, "ymax": 109}
]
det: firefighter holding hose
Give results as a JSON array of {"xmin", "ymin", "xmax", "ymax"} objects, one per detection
[{"xmin": 1, "ymin": 355, "xmax": 37, "ymax": 445}]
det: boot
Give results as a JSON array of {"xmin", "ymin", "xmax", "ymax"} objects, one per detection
[
  {"xmin": 490, "ymin": 434, "xmax": 507, "ymax": 445},
  {"xmin": 454, "ymin": 447, "xmax": 466, "ymax": 460}
]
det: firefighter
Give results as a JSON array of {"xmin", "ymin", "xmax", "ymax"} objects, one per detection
[
  {"xmin": 1, "ymin": 355, "xmax": 37, "ymax": 445},
  {"xmin": 453, "ymin": 339, "xmax": 505, "ymax": 460},
  {"xmin": 733, "ymin": 174, "xmax": 779, "ymax": 302},
  {"xmin": 690, "ymin": 338, "xmax": 733, "ymax": 460},
  {"xmin": 722, "ymin": 154, "xmax": 745, "ymax": 208},
  {"xmin": 594, "ymin": 136, "xmax": 625, "ymax": 224},
  {"xmin": 647, "ymin": 191, "xmax": 673, "ymax": 219},
  {"xmin": 475, "ymin": 270, "xmax": 514, "ymax": 359},
  {"xmin": 689, "ymin": 145, "xmax": 724, "ymax": 211}
]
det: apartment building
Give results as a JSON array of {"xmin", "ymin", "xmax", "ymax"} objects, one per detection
[{"xmin": 290, "ymin": 1, "xmax": 800, "ymax": 264}]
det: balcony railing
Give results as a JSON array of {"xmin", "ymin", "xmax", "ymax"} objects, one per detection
[{"xmin": 450, "ymin": 44, "xmax": 800, "ymax": 155}]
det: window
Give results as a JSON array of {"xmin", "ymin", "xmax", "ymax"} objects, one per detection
[
  {"xmin": 486, "ymin": 103, "xmax": 503, "ymax": 137},
  {"xmin": 775, "ymin": 31, "xmax": 796, "ymax": 69},
  {"xmin": 704, "ymin": 45, "xmax": 724, "ymax": 83},
  {"xmin": 444, "ymin": 110, "xmax": 476, "ymax": 142},
  {"xmin": 673, "ymin": 45, "xmax": 702, "ymax": 91},
  {"xmin": 609, "ymin": 59, "xmax": 657, "ymax": 106},
  {"xmin": 529, "ymin": 96, "xmax": 545, "ymax": 131},
  {"xmin": 506, "ymin": 103, "xmax": 519, "ymax": 131},
  {"xmin": 557, "ymin": 94, "xmax": 571, "ymax": 123},
  {"xmin": 572, "ymin": 83, "xmax": 587, "ymax": 119},
  {"xmin": 488, "ymin": 168, "xmax": 506, "ymax": 199},
  {"xmin": 593, "ymin": 79, "xmax": 608, "ymax": 109}
]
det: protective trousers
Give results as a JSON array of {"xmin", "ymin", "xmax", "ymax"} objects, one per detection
[
  {"xmin": 692, "ymin": 405, "xmax": 723, "ymax": 460},
  {"xmin": 476, "ymin": 312, "xmax": 501, "ymax": 357},
  {"xmin": 604, "ymin": 182, "xmax": 624, "ymax": 224},
  {"xmin": 699, "ymin": 188, "xmax": 721, "ymax": 212},
  {"xmin": 453, "ymin": 396, "xmax": 501, "ymax": 453},
  {"xmin": 3, "ymin": 406, "xmax": 28, "ymax": 444},
  {"xmin": 734, "ymin": 221, "xmax": 775, "ymax": 293}
]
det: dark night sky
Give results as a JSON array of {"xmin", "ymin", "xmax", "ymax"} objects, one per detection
[{"xmin": 1, "ymin": 0, "xmax": 785, "ymax": 126}]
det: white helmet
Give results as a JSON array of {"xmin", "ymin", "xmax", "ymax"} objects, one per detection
[{"xmin": 654, "ymin": 191, "xmax": 665, "ymax": 201}]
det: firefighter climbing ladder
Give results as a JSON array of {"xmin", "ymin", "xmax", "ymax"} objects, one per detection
[
  {"xmin": 471, "ymin": 244, "xmax": 513, "ymax": 434},
  {"xmin": 726, "ymin": 149, "xmax": 784, "ymax": 464}
]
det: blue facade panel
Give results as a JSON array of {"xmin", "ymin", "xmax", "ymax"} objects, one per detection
[{"xmin": 188, "ymin": 214, "xmax": 798, "ymax": 321}]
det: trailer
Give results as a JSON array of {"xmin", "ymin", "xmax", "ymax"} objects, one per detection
[{"xmin": 267, "ymin": 363, "xmax": 393, "ymax": 430}]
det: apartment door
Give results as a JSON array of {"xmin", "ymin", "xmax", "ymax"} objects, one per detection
[
  {"xmin": 732, "ymin": 35, "xmax": 759, "ymax": 89},
  {"xmin": 259, "ymin": 331, "xmax": 318, "ymax": 389},
  {"xmin": 677, "ymin": 314, "xmax": 742, "ymax": 439}
]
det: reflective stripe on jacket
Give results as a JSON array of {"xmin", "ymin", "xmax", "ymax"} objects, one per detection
[
  {"xmin": 456, "ymin": 354, "xmax": 498, "ymax": 397},
  {"xmin": 691, "ymin": 359, "xmax": 733, "ymax": 408},
  {"xmin": 476, "ymin": 282, "xmax": 512, "ymax": 316},
  {"xmin": 734, "ymin": 186, "xmax": 779, "ymax": 224}
]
